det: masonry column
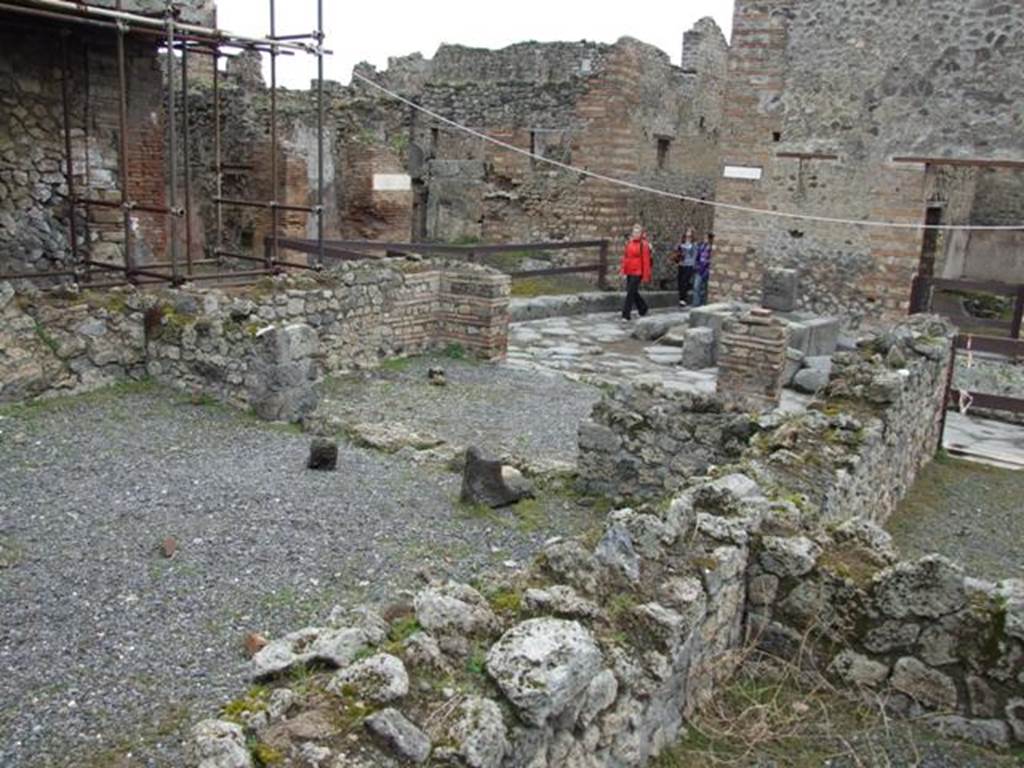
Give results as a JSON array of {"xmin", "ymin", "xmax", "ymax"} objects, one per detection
[{"xmin": 716, "ymin": 308, "xmax": 788, "ymax": 410}]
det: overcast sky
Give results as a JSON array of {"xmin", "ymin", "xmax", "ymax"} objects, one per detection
[{"xmin": 213, "ymin": 0, "xmax": 736, "ymax": 89}]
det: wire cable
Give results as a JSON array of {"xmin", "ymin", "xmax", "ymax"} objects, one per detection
[{"xmin": 351, "ymin": 70, "xmax": 1024, "ymax": 233}]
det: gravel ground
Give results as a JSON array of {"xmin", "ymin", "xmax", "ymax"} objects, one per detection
[
  {"xmin": 886, "ymin": 453, "xmax": 1024, "ymax": 582},
  {"xmin": 0, "ymin": 381, "xmax": 602, "ymax": 768},
  {"xmin": 320, "ymin": 355, "xmax": 602, "ymax": 468}
]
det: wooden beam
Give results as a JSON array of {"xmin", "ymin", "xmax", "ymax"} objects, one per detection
[{"xmin": 892, "ymin": 156, "xmax": 1024, "ymax": 170}]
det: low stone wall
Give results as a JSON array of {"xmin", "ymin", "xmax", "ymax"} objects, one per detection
[
  {"xmin": 187, "ymin": 468, "xmax": 1022, "ymax": 767},
  {"xmin": 509, "ymin": 291, "xmax": 679, "ymax": 322},
  {"xmin": 748, "ymin": 526, "xmax": 1024, "ymax": 749},
  {"xmin": 578, "ymin": 315, "xmax": 956, "ymax": 526},
  {"xmin": 577, "ymin": 385, "xmax": 755, "ymax": 502},
  {"xmin": 0, "ymin": 260, "xmax": 510, "ymax": 418}
]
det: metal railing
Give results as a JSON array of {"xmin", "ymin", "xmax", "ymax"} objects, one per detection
[{"xmin": 270, "ymin": 237, "xmax": 613, "ymax": 289}]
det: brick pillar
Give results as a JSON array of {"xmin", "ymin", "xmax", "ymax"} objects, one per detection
[{"xmin": 716, "ymin": 308, "xmax": 787, "ymax": 410}]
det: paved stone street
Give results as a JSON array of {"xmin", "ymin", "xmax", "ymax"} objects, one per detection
[{"xmin": 506, "ymin": 309, "xmax": 811, "ymax": 412}]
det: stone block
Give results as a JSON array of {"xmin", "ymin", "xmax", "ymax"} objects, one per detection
[
  {"xmin": 679, "ymin": 327, "xmax": 715, "ymax": 369},
  {"xmin": 890, "ymin": 657, "xmax": 958, "ymax": 711},
  {"xmin": 762, "ymin": 268, "xmax": 799, "ymax": 312},
  {"xmin": 803, "ymin": 316, "xmax": 841, "ymax": 357}
]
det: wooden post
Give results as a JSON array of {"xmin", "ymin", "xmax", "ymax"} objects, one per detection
[
  {"xmin": 1011, "ymin": 285, "xmax": 1024, "ymax": 340},
  {"xmin": 597, "ymin": 240, "xmax": 609, "ymax": 290}
]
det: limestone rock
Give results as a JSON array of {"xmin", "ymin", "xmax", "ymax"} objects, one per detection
[
  {"xmin": 263, "ymin": 709, "xmax": 340, "ymax": 751},
  {"xmin": 447, "ymin": 697, "xmax": 508, "ymax": 768},
  {"xmin": 890, "ymin": 657, "xmax": 958, "ymax": 711},
  {"xmin": 307, "ymin": 437, "xmax": 337, "ymax": 470},
  {"xmin": 460, "ymin": 446, "xmax": 533, "ymax": 508},
  {"xmin": 485, "ymin": 618, "xmax": 603, "ymax": 727},
  {"xmin": 1007, "ymin": 698, "xmax": 1024, "ymax": 742},
  {"xmin": 247, "ymin": 323, "xmax": 320, "ymax": 423},
  {"xmin": 403, "ymin": 631, "xmax": 450, "ymax": 672},
  {"xmin": 631, "ymin": 312, "xmax": 690, "ymax": 341},
  {"xmin": 364, "ymin": 708, "xmax": 431, "ymax": 764},
  {"xmin": 579, "ymin": 668, "xmax": 618, "ymax": 726},
  {"xmin": 328, "ymin": 653, "xmax": 409, "ymax": 704},
  {"xmin": 188, "ymin": 719, "xmax": 253, "ymax": 768},
  {"xmin": 414, "ymin": 582, "xmax": 498, "ymax": 637},
  {"xmin": 523, "ymin": 585, "xmax": 601, "ymax": 619},
  {"xmin": 866, "ymin": 371, "xmax": 905, "ymax": 404},
  {"xmin": 250, "ymin": 623, "xmax": 384, "ymax": 679},
  {"xmin": 759, "ymin": 536, "xmax": 821, "ymax": 578},
  {"xmin": 864, "ymin": 620, "xmax": 920, "ymax": 654},
  {"xmin": 873, "ymin": 556, "xmax": 966, "ymax": 619},
  {"xmin": 537, "ymin": 539, "xmax": 602, "ymax": 594},
  {"xmin": 793, "ymin": 367, "xmax": 829, "ymax": 394},
  {"xmin": 594, "ymin": 519, "xmax": 640, "ymax": 583},
  {"xmin": 829, "ymin": 650, "xmax": 889, "ymax": 687},
  {"xmin": 348, "ymin": 422, "xmax": 444, "ymax": 453},
  {"xmin": 679, "ymin": 326, "xmax": 715, "ymax": 369},
  {"xmin": 924, "ymin": 715, "xmax": 1010, "ymax": 749}
]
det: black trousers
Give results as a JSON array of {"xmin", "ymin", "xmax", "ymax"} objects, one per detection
[
  {"xmin": 622, "ymin": 275, "xmax": 648, "ymax": 319},
  {"xmin": 677, "ymin": 265, "xmax": 695, "ymax": 303}
]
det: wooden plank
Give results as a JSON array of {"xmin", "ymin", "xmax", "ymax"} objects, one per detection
[
  {"xmin": 948, "ymin": 388, "xmax": 1024, "ymax": 413},
  {"xmin": 931, "ymin": 278, "xmax": 1019, "ymax": 296},
  {"xmin": 776, "ymin": 151, "xmax": 839, "ymax": 160},
  {"xmin": 512, "ymin": 264, "xmax": 603, "ymax": 278},
  {"xmin": 954, "ymin": 334, "xmax": 1024, "ymax": 356},
  {"xmin": 892, "ymin": 156, "xmax": 1024, "ymax": 170}
]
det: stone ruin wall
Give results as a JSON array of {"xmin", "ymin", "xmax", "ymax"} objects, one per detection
[
  {"xmin": 713, "ymin": 0, "xmax": 1024, "ymax": 325},
  {"xmin": 174, "ymin": 24, "xmax": 728, "ymax": 285},
  {"xmin": 0, "ymin": 260, "xmax": 509, "ymax": 419},
  {"xmin": 579, "ymin": 314, "xmax": 954, "ymax": 527},
  {"xmin": 186, "ymin": 315, "xmax": 1022, "ymax": 767}
]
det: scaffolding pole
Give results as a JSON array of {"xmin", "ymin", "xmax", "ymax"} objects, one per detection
[
  {"xmin": 165, "ymin": 7, "xmax": 180, "ymax": 284},
  {"xmin": 268, "ymin": 0, "xmax": 279, "ymax": 271},
  {"xmin": 181, "ymin": 30, "xmax": 194, "ymax": 276},
  {"xmin": 115, "ymin": 2, "xmax": 135, "ymax": 282},
  {"xmin": 59, "ymin": 31, "xmax": 82, "ymax": 286},
  {"xmin": 316, "ymin": 0, "xmax": 325, "ymax": 268}
]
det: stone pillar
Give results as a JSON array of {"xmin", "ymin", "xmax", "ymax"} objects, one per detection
[
  {"xmin": 246, "ymin": 323, "xmax": 321, "ymax": 423},
  {"xmin": 438, "ymin": 266, "xmax": 510, "ymax": 360},
  {"xmin": 762, "ymin": 268, "xmax": 799, "ymax": 312},
  {"xmin": 716, "ymin": 308, "xmax": 787, "ymax": 410}
]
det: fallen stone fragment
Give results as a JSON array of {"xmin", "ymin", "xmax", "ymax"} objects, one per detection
[
  {"xmin": 307, "ymin": 437, "xmax": 338, "ymax": 470},
  {"xmin": 414, "ymin": 582, "xmax": 498, "ymax": 637},
  {"xmin": 427, "ymin": 367, "xmax": 447, "ymax": 386},
  {"xmin": 364, "ymin": 708, "xmax": 431, "ymax": 764},
  {"xmin": 447, "ymin": 697, "xmax": 508, "ymax": 768},
  {"xmin": 187, "ymin": 719, "xmax": 253, "ymax": 768},
  {"xmin": 460, "ymin": 446, "xmax": 533, "ymax": 508},
  {"xmin": 890, "ymin": 656, "xmax": 958, "ymax": 711},
  {"xmin": 328, "ymin": 653, "xmax": 409, "ymax": 704},
  {"xmin": 485, "ymin": 618, "xmax": 603, "ymax": 727},
  {"xmin": 250, "ymin": 622, "xmax": 385, "ymax": 679}
]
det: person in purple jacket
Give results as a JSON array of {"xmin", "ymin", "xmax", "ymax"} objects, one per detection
[{"xmin": 692, "ymin": 231, "xmax": 714, "ymax": 307}]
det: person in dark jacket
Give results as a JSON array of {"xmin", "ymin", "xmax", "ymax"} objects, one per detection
[
  {"xmin": 620, "ymin": 223, "xmax": 652, "ymax": 321},
  {"xmin": 692, "ymin": 231, "xmax": 714, "ymax": 307},
  {"xmin": 673, "ymin": 227, "xmax": 697, "ymax": 306}
]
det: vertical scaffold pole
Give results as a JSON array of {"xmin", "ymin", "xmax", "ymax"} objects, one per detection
[
  {"xmin": 316, "ymin": 0, "xmax": 325, "ymax": 268},
  {"xmin": 268, "ymin": 0, "xmax": 279, "ymax": 270},
  {"xmin": 165, "ymin": 8, "xmax": 180, "ymax": 283},
  {"xmin": 59, "ymin": 31, "xmax": 81, "ymax": 285},
  {"xmin": 182, "ymin": 38, "xmax": 194, "ymax": 277},
  {"xmin": 213, "ymin": 48, "xmax": 223, "ymax": 262},
  {"xmin": 115, "ymin": 3, "xmax": 137, "ymax": 280}
]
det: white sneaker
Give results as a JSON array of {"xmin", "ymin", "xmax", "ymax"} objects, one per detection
[{"xmin": 679, "ymin": 300, "xmax": 688, "ymax": 307}]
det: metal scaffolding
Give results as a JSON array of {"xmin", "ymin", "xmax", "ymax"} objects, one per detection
[{"xmin": 0, "ymin": 0, "xmax": 329, "ymax": 286}]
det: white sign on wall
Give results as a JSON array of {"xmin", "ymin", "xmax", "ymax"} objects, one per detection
[
  {"xmin": 373, "ymin": 173, "xmax": 412, "ymax": 191},
  {"xmin": 723, "ymin": 165, "xmax": 763, "ymax": 181}
]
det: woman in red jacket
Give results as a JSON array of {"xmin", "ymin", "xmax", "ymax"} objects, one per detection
[{"xmin": 620, "ymin": 223, "xmax": 652, "ymax": 321}]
